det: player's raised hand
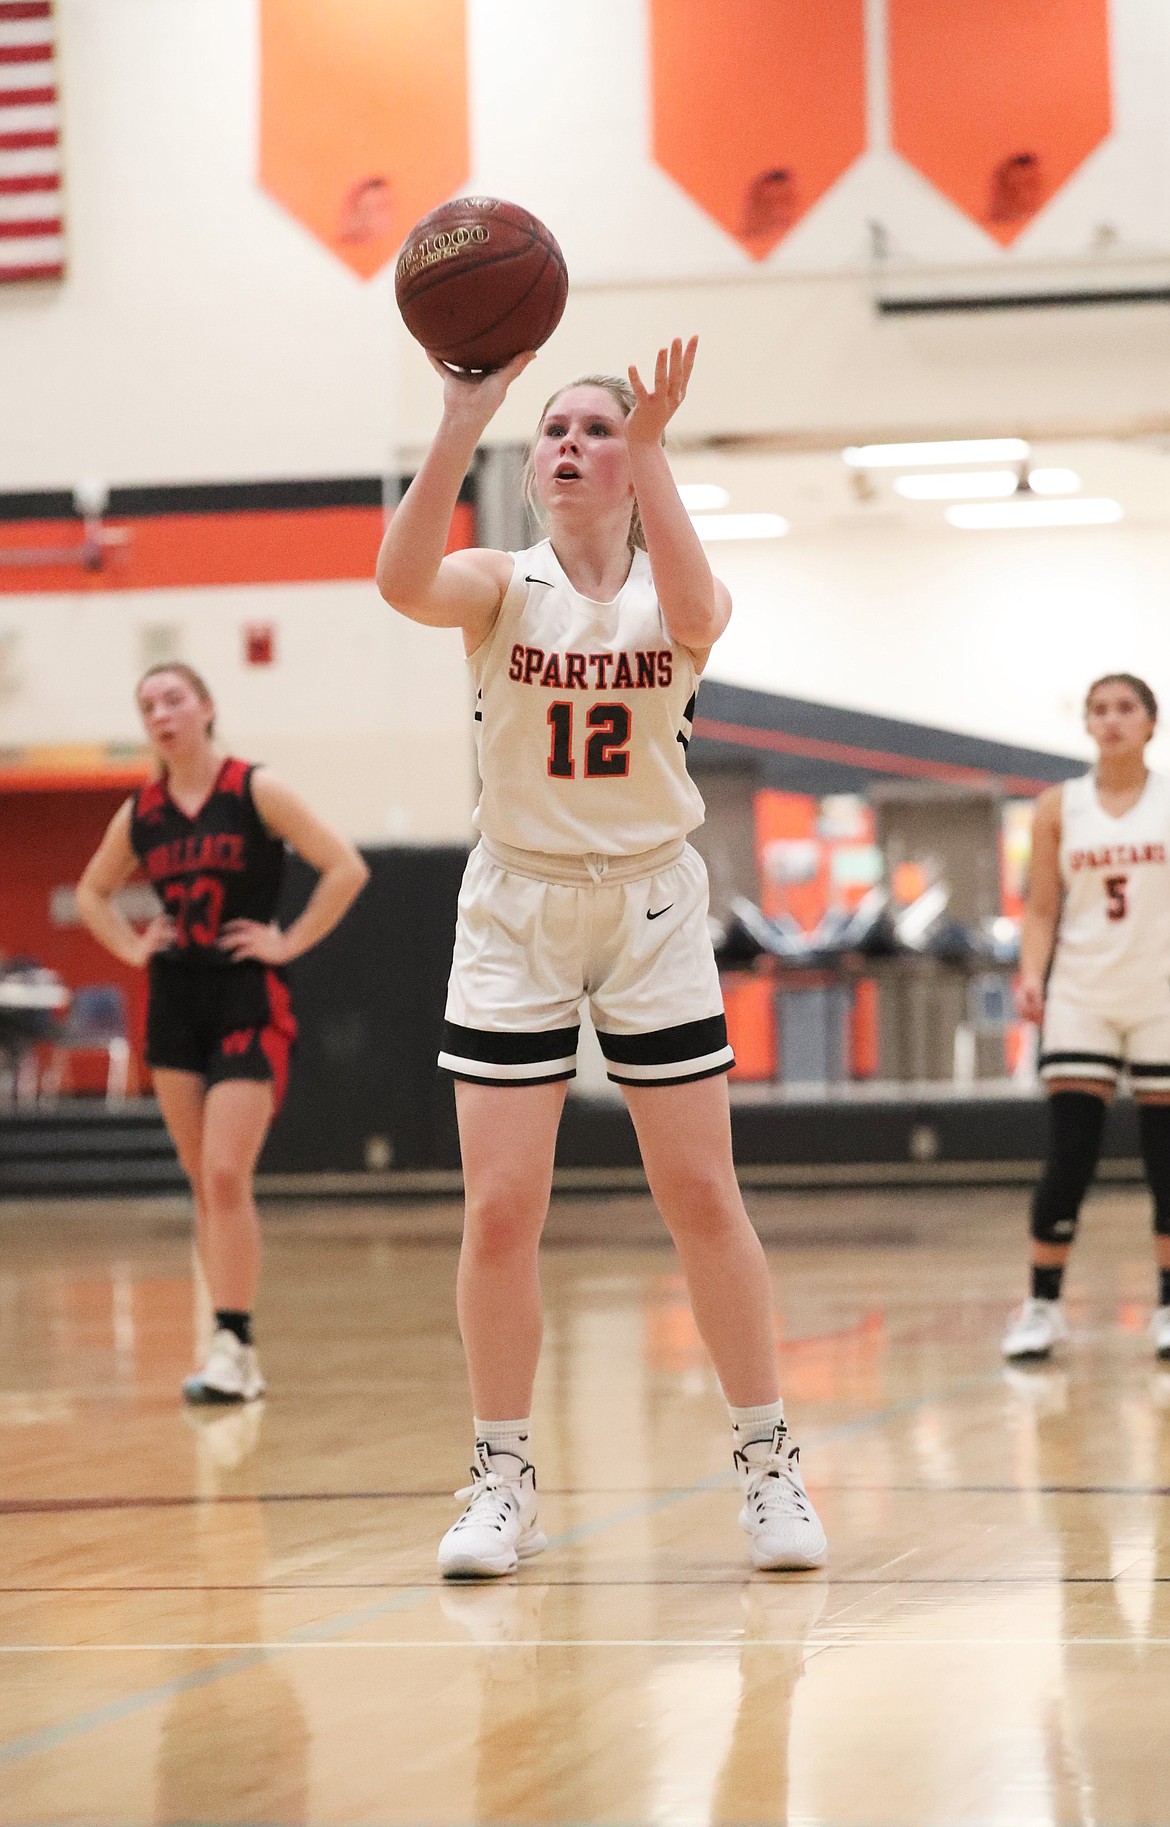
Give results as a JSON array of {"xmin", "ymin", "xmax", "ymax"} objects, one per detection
[
  {"xmin": 429, "ymin": 349, "xmax": 535, "ymax": 428},
  {"xmin": 219, "ymin": 919, "xmax": 293, "ymax": 966},
  {"xmin": 626, "ymin": 336, "xmax": 698, "ymax": 445}
]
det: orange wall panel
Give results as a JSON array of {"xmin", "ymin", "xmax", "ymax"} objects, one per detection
[
  {"xmin": 259, "ymin": 0, "xmax": 469, "ymax": 279},
  {"xmin": 889, "ymin": 0, "xmax": 1112, "ymax": 245},
  {"xmin": 650, "ymin": 0, "xmax": 867, "ymax": 259}
]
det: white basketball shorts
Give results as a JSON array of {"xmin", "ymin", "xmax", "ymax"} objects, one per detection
[
  {"xmin": 438, "ymin": 839, "xmax": 735, "ymax": 1088},
  {"xmin": 1040, "ymin": 996, "xmax": 1170, "ymax": 1092}
]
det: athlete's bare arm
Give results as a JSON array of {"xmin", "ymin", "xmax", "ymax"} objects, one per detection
[
  {"xmin": 375, "ymin": 352, "xmax": 533, "ymax": 645},
  {"xmin": 222, "ymin": 771, "xmax": 370, "ymax": 966},
  {"xmin": 1017, "ymin": 785, "xmax": 1064, "ymax": 1023},
  {"xmin": 76, "ymin": 799, "xmax": 175, "ymax": 968},
  {"xmin": 626, "ymin": 337, "xmax": 731, "ymax": 666}
]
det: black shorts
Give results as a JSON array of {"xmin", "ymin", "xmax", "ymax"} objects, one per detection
[{"xmin": 146, "ymin": 958, "xmax": 297, "ymax": 1108}]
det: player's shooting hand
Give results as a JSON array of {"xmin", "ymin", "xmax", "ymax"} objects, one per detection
[
  {"xmin": 219, "ymin": 920, "xmax": 292, "ymax": 965},
  {"xmin": 133, "ymin": 914, "xmax": 177, "ymax": 968},
  {"xmin": 626, "ymin": 336, "xmax": 698, "ymax": 446},
  {"xmin": 1015, "ymin": 972, "xmax": 1045, "ymax": 1024},
  {"xmin": 430, "ymin": 349, "xmax": 535, "ymax": 428}
]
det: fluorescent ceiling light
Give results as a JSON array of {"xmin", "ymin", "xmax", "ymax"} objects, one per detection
[
  {"xmin": 894, "ymin": 470, "xmax": 1018, "ymax": 500},
  {"xmin": 690, "ymin": 513, "xmax": 789, "ymax": 541},
  {"xmin": 843, "ymin": 438, "xmax": 1030, "ymax": 468},
  {"xmin": 946, "ymin": 499, "xmax": 1122, "ymax": 529},
  {"xmin": 677, "ymin": 483, "xmax": 731, "ymax": 511},
  {"xmin": 1027, "ymin": 467, "xmax": 1081, "ymax": 496}
]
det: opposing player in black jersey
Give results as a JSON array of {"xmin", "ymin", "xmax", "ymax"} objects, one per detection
[{"xmin": 77, "ymin": 664, "xmax": 368, "ymax": 1403}]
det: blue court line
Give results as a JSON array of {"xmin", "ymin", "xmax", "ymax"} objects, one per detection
[{"xmin": 0, "ymin": 1367, "xmax": 1005, "ymax": 1772}]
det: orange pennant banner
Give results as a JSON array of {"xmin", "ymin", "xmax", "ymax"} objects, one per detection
[
  {"xmin": 889, "ymin": 0, "xmax": 1112, "ymax": 246},
  {"xmin": 258, "ymin": 0, "xmax": 469, "ymax": 280},
  {"xmin": 649, "ymin": 0, "xmax": 867, "ymax": 261}
]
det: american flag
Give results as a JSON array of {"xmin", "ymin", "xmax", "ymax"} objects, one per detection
[{"xmin": 0, "ymin": 0, "xmax": 63, "ymax": 283}]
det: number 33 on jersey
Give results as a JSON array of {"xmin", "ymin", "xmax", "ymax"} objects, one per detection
[{"xmin": 470, "ymin": 541, "xmax": 706, "ymax": 857}]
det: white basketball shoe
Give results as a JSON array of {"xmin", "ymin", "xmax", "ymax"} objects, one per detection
[
  {"xmin": 735, "ymin": 1424, "xmax": 828, "ymax": 1571},
  {"xmin": 1150, "ymin": 1306, "xmax": 1170, "ymax": 1360},
  {"xmin": 438, "ymin": 1442, "xmax": 548, "ymax": 1579},
  {"xmin": 182, "ymin": 1328, "xmax": 266, "ymax": 1405},
  {"xmin": 1001, "ymin": 1297, "xmax": 1069, "ymax": 1362}
]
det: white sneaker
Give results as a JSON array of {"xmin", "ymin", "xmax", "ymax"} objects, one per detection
[
  {"xmin": 735, "ymin": 1425, "xmax": 828, "ymax": 1571},
  {"xmin": 437, "ymin": 1443, "xmax": 547, "ymax": 1579},
  {"xmin": 182, "ymin": 1328, "xmax": 265, "ymax": 1405},
  {"xmin": 1151, "ymin": 1306, "xmax": 1170, "ymax": 1360},
  {"xmin": 1001, "ymin": 1297, "xmax": 1069, "ymax": 1362}
]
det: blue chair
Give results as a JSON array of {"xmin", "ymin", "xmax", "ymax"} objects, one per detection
[{"xmin": 43, "ymin": 985, "xmax": 132, "ymax": 1103}]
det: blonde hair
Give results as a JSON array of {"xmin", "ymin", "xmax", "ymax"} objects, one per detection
[
  {"xmin": 136, "ymin": 662, "xmax": 217, "ymax": 739},
  {"xmin": 522, "ymin": 374, "xmax": 646, "ymax": 553}
]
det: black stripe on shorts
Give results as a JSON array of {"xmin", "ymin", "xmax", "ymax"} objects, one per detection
[
  {"xmin": 1128, "ymin": 1061, "xmax": 1170, "ymax": 1078},
  {"xmin": 440, "ymin": 1021, "xmax": 579, "ymax": 1065},
  {"xmin": 1039, "ymin": 1050, "xmax": 1123, "ymax": 1071},
  {"xmin": 596, "ymin": 1013, "xmax": 729, "ymax": 1066}
]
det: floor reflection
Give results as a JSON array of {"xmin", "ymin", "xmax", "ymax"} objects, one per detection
[
  {"xmin": 154, "ymin": 1403, "xmax": 311, "ymax": 1826},
  {"xmin": 1012, "ymin": 1363, "xmax": 1170, "ymax": 1827}
]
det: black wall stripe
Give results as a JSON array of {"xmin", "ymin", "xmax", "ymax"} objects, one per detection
[
  {"xmin": 0, "ymin": 473, "xmax": 476, "ymax": 523},
  {"xmin": 689, "ymin": 679, "xmax": 1082, "ymax": 798}
]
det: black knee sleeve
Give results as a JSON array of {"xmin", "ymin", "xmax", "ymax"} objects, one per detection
[
  {"xmin": 1030, "ymin": 1090, "xmax": 1108, "ymax": 1245},
  {"xmin": 1138, "ymin": 1103, "xmax": 1170, "ymax": 1235}
]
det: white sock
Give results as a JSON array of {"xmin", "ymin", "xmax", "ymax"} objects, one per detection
[
  {"xmin": 729, "ymin": 1400, "xmax": 785, "ymax": 1453},
  {"xmin": 474, "ymin": 1417, "xmax": 532, "ymax": 1464}
]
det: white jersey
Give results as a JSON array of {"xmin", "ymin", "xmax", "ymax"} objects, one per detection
[
  {"xmin": 468, "ymin": 540, "xmax": 707, "ymax": 857},
  {"xmin": 1048, "ymin": 769, "xmax": 1170, "ymax": 1014}
]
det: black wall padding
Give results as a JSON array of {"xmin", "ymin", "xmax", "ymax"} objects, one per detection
[{"xmin": 262, "ymin": 845, "xmax": 468, "ymax": 1174}]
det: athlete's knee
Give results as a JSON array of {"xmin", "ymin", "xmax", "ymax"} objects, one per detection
[
  {"xmin": 201, "ymin": 1155, "xmax": 252, "ymax": 1214},
  {"xmin": 1030, "ymin": 1088, "xmax": 1109, "ymax": 1245},
  {"xmin": 463, "ymin": 1181, "xmax": 546, "ymax": 1263},
  {"xmin": 655, "ymin": 1162, "xmax": 745, "ymax": 1240}
]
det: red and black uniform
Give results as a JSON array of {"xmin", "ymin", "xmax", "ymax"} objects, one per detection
[{"xmin": 130, "ymin": 758, "xmax": 297, "ymax": 1106}]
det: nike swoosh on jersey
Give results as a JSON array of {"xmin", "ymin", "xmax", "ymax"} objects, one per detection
[
  {"xmin": 646, "ymin": 904, "xmax": 673, "ymax": 920},
  {"xmin": 525, "ymin": 575, "xmax": 553, "ymax": 586}
]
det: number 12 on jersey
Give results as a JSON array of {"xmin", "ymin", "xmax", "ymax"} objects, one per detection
[{"xmin": 547, "ymin": 702, "xmax": 632, "ymax": 779}]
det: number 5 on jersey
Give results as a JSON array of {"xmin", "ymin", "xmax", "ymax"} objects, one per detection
[{"xmin": 548, "ymin": 702, "xmax": 632, "ymax": 779}]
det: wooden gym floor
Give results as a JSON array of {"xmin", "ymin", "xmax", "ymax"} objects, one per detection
[{"xmin": 1, "ymin": 1184, "xmax": 1168, "ymax": 1826}]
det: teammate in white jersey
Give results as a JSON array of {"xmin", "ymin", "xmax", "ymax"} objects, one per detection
[
  {"xmin": 1003, "ymin": 673, "xmax": 1170, "ymax": 1361},
  {"xmin": 376, "ymin": 339, "xmax": 826, "ymax": 1576}
]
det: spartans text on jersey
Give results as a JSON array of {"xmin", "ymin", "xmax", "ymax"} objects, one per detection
[
  {"xmin": 508, "ymin": 646, "xmax": 673, "ymax": 690},
  {"xmin": 1069, "ymin": 843, "xmax": 1167, "ymax": 871}
]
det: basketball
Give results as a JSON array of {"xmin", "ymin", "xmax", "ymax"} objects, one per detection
[{"xmin": 394, "ymin": 196, "xmax": 568, "ymax": 371}]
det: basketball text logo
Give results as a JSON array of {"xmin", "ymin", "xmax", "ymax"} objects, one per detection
[{"xmin": 395, "ymin": 224, "xmax": 489, "ymax": 283}]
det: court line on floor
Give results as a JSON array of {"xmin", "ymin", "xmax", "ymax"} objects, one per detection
[
  {"xmin": 5, "ymin": 1479, "xmax": 1170, "ymax": 1517},
  {"xmin": 4, "ymin": 1636, "xmax": 1170, "ymax": 1652},
  {"xmin": 0, "ymin": 1367, "xmax": 1004, "ymax": 1771}
]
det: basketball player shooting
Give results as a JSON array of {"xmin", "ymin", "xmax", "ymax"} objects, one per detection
[{"xmin": 376, "ymin": 336, "xmax": 828, "ymax": 1577}]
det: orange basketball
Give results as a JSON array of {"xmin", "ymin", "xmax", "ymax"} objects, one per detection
[{"xmin": 394, "ymin": 197, "xmax": 568, "ymax": 372}]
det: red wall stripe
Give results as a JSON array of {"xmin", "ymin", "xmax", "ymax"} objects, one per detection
[
  {"xmin": 0, "ymin": 215, "xmax": 59, "ymax": 236},
  {"xmin": 0, "ymin": 259, "xmax": 60, "ymax": 279},
  {"xmin": 0, "ymin": 83, "xmax": 53, "ymax": 104},
  {"xmin": 0, "ymin": 128, "xmax": 57, "ymax": 150},
  {"xmin": 0, "ymin": 45, "xmax": 53, "ymax": 63},
  {"xmin": 0, "ymin": 172, "xmax": 59, "ymax": 193}
]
